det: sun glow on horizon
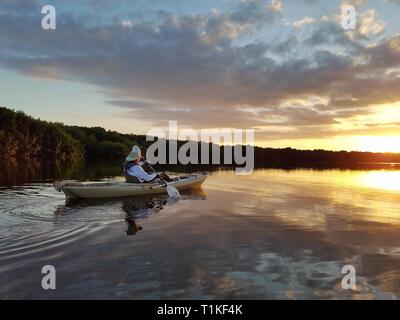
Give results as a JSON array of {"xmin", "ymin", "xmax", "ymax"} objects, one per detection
[
  {"xmin": 357, "ymin": 136, "xmax": 400, "ymax": 153},
  {"xmin": 257, "ymin": 135, "xmax": 400, "ymax": 153}
]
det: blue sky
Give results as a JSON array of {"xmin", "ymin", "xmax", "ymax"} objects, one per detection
[{"xmin": 1, "ymin": 0, "xmax": 400, "ymax": 151}]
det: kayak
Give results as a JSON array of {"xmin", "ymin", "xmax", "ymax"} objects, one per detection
[{"xmin": 54, "ymin": 173, "xmax": 208, "ymax": 199}]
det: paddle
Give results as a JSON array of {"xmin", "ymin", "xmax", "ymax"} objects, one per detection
[{"xmin": 147, "ymin": 163, "xmax": 181, "ymax": 199}]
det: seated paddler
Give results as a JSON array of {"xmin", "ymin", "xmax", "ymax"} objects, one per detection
[{"xmin": 122, "ymin": 146, "xmax": 171, "ymax": 183}]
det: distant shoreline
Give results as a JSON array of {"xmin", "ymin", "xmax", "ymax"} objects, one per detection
[{"xmin": 2, "ymin": 106, "xmax": 400, "ymax": 169}]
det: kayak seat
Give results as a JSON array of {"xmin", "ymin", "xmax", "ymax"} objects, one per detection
[{"xmin": 125, "ymin": 174, "xmax": 141, "ymax": 184}]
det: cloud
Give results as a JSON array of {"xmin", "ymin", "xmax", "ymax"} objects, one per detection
[
  {"xmin": 357, "ymin": 9, "xmax": 386, "ymax": 37},
  {"xmin": 292, "ymin": 16, "xmax": 316, "ymax": 28},
  {"xmin": 268, "ymin": 0, "xmax": 284, "ymax": 12},
  {"xmin": 0, "ymin": 0, "xmax": 399, "ymax": 141}
]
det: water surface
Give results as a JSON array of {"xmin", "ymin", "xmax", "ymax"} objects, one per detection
[{"xmin": 1, "ymin": 169, "xmax": 400, "ymax": 299}]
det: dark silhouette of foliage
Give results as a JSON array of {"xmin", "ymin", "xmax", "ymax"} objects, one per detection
[
  {"xmin": 0, "ymin": 107, "xmax": 83, "ymax": 163},
  {"xmin": 2, "ymin": 107, "xmax": 400, "ymax": 171},
  {"xmin": 63, "ymin": 126, "xmax": 146, "ymax": 160}
]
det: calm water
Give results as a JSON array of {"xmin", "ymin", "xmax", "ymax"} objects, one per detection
[{"xmin": 1, "ymin": 169, "xmax": 400, "ymax": 299}]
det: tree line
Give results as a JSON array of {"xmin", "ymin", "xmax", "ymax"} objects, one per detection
[
  {"xmin": 0, "ymin": 107, "xmax": 151, "ymax": 164},
  {"xmin": 1, "ymin": 106, "xmax": 400, "ymax": 169},
  {"xmin": 0, "ymin": 107, "xmax": 82, "ymax": 164}
]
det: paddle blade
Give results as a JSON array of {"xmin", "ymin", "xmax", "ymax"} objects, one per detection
[{"xmin": 166, "ymin": 185, "xmax": 181, "ymax": 199}]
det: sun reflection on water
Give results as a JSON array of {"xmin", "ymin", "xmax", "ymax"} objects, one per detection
[{"xmin": 358, "ymin": 171, "xmax": 400, "ymax": 192}]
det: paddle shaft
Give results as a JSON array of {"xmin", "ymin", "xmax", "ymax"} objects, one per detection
[
  {"xmin": 146, "ymin": 162, "xmax": 168, "ymax": 187},
  {"xmin": 146, "ymin": 163, "xmax": 181, "ymax": 198}
]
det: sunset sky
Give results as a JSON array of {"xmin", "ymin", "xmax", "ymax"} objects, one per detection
[{"xmin": 1, "ymin": 0, "xmax": 400, "ymax": 152}]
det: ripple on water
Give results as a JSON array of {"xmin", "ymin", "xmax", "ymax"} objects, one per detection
[
  {"xmin": 0, "ymin": 183, "xmax": 175, "ymax": 267},
  {"xmin": 0, "ymin": 184, "xmax": 125, "ymax": 263}
]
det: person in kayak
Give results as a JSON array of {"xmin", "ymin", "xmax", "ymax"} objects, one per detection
[{"xmin": 122, "ymin": 146, "xmax": 172, "ymax": 183}]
